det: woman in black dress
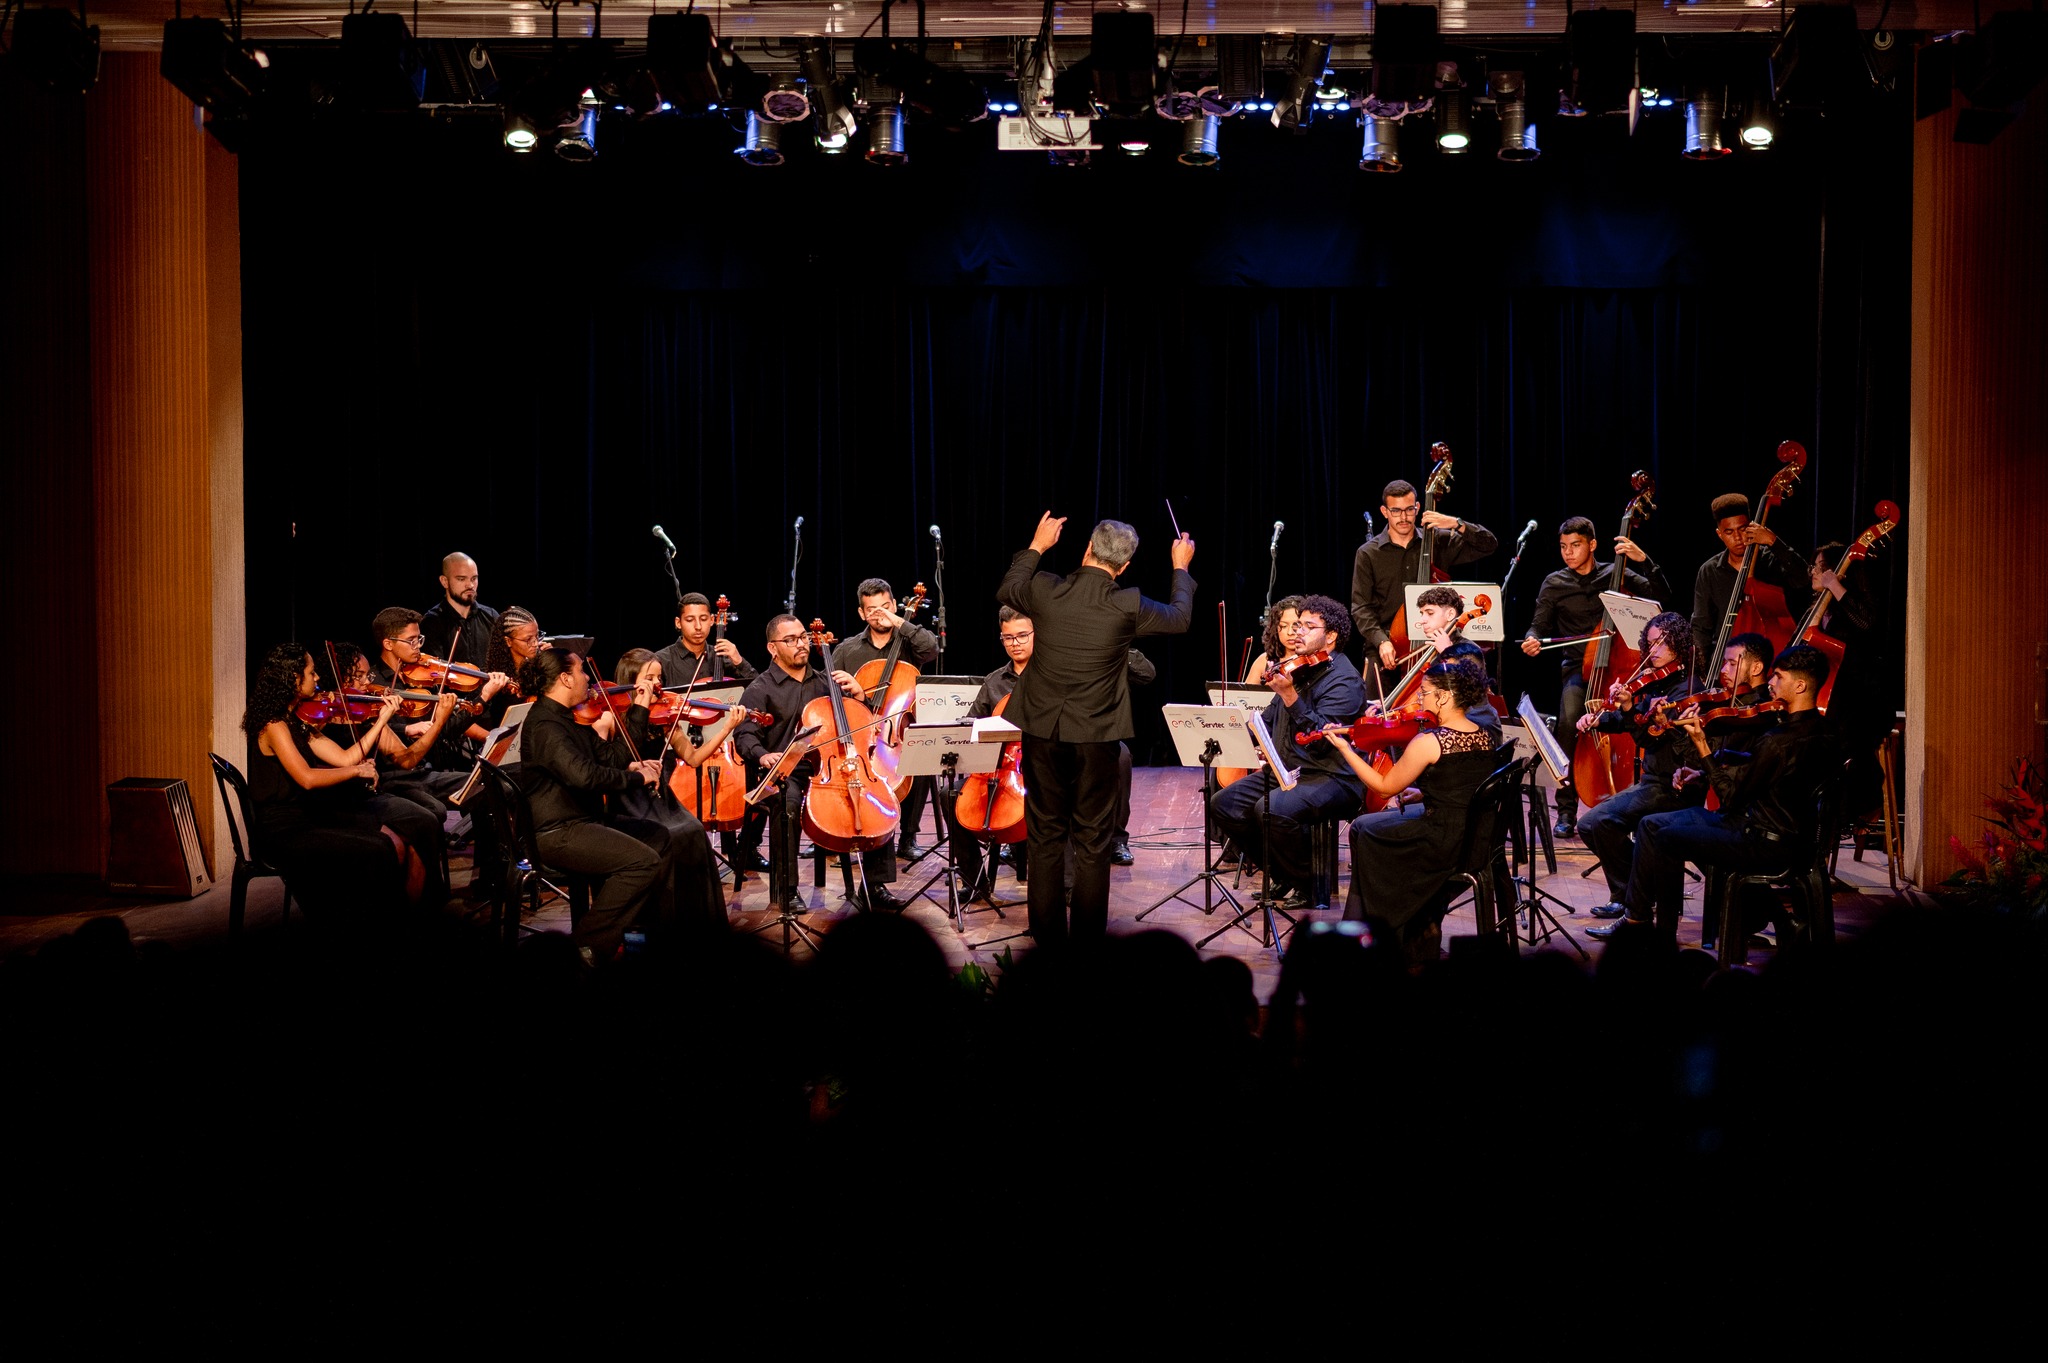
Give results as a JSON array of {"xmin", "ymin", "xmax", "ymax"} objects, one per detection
[
  {"xmin": 241, "ymin": 642, "xmax": 407, "ymax": 917},
  {"xmin": 1322, "ymin": 659, "xmax": 1505, "ymax": 965}
]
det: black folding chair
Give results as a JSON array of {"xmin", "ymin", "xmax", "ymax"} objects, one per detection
[{"xmin": 208, "ymin": 752, "xmax": 295, "ymax": 935}]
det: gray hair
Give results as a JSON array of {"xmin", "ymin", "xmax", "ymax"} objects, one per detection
[{"xmin": 1089, "ymin": 519, "xmax": 1140, "ymax": 569}]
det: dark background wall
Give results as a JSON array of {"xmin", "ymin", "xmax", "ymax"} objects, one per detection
[{"xmin": 235, "ymin": 93, "xmax": 1913, "ymax": 762}]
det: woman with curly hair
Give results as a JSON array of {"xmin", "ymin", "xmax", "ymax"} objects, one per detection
[
  {"xmin": 1322, "ymin": 658, "xmax": 1507, "ymax": 967},
  {"xmin": 241, "ymin": 642, "xmax": 408, "ymax": 917}
]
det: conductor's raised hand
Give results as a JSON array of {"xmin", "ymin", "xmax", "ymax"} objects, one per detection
[
  {"xmin": 1029, "ymin": 512, "xmax": 1067, "ymax": 554},
  {"xmin": 1170, "ymin": 532, "xmax": 1196, "ymax": 570}
]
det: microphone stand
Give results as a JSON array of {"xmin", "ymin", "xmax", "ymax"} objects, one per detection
[
  {"xmin": 931, "ymin": 533, "xmax": 947, "ymax": 673},
  {"xmin": 1501, "ymin": 526, "xmax": 1538, "ymax": 596},
  {"xmin": 1262, "ymin": 532, "xmax": 1280, "ymax": 633},
  {"xmin": 784, "ymin": 519, "xmax": 804, "ymax": 619}
]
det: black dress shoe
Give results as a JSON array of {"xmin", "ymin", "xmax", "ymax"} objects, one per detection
[
  {"xmin": 1110, "ymin": 837, "xmax": 1135, "ymax": 867},
  {"xmin": 1553, "ymin": 817, "xmax": 1578, "ymax": 840},
  {"xmin": 730, "ymin": 849, "xmax": 770, "ymax": 872},
  {"xmin": 1588, "ymin": 901, "xmax": 1629, "ymax": 919},
  {"xmin": 863, "ymin": 886, "xmax": 906, "ymax": 912},
  {"xmin": 897, "ymin": 840, "xmax": 928, "ymax": 862},
  {"xmin": 1586, "ymin": 916, "xmax": 1646, "ymax": 940}
]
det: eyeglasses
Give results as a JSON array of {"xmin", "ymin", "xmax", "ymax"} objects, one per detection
[
  {"xmin": 397, "ymin": 635, "xmax": 426, "ymax": 648},
  {"xmin": 1000, "ymin": 632, "xmax": 1034, "ymax": 644},
  {"xmin": 770, "ymin": 635, "xmax": 810, "ymax": 647},
  {"xmin": 1384, "ymin": 506, "xmax": 1420, "ymax": 518}
]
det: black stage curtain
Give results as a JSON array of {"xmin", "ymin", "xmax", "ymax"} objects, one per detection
[{"xmin": 237, "ymin": 98, "xmax": 1909, "ymax": 762}]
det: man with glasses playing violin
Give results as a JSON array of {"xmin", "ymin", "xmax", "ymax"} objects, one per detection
[
  {"xmin": 732, "ymin": 614, "xmax": 906, "ymax": 913},
  {"xmin": 1350, "ymin": 479, "xmax": 1498, "ymax": 675},
  {"xmin": 1571, "ymin": 612, "xmax": 1702, "ymax": 934},
  {"xmin": 1208, "ymin": 594, "xmax": 1366, "ymax": 910},
  {"xmin": 369, "ymin": 607, "xmax": 511, "ymax": 779}
]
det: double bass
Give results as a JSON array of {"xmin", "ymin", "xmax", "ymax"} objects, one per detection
[
  {"xmin": 1571, "ymin": 472, "xmax": 1659, "ymax": 811},
  {"xmin": 798, "ymin": 622, "xmax": 902, "ymax": 854},
  {"xmin": 1385, "ymin": 443, "xmax": 1457, "ymax": 661},
  {"xmin": 1704, "ymin": 440, "xmax": 1809, "ymax": 671},
  {"xmin": 854, "ymin": 583, "xmax": 928, "ymax": 803},
  {"xmin": 1790, "ymin": 501, "xmax": 1900, "ymax": 715},
  {"xmin": 952, "ymin": 694, "xmax": 1027, "ymax": 845},
  {"xmin": 670, "ymin": 593, "xmax": 754, "ymax": 832}
]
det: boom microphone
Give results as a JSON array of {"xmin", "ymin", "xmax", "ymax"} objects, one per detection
[
  {"xmin": 652, "ymin": 525, "xmax": 677, "ymax": 554},
  {"xmin": 1516, "ymin": 518, "xmax": 1538, "ymax": 544}
]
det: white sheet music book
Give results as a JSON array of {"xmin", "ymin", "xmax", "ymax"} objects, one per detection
[
  {"xmin": 1599, "ymin": 591, "xmax": 1662, "ymax": 650},
  {"xmin": 1246, "ymin": 711, "xmax": 1299, "ymax": 791},
  {"xmin": 1205, "ymin": 682, "xmax": 1274, "ymax": 713},
  {"xmin": 486, "ymin": 702, "xmax": 534, "ymax": 765},
  {"xmin": 898, "ymin": 722, "xmax": 1004, "ymax": 776},
  {"xmin": 1514, "ymin": 693, "xmax": 1572, "ymax": 785},
  {"xmin": 1402, "ymin": 581, "xmax": 1506, "ymax": 643},
  {"xmin": 914, "ymin": 675, "xmax": 987, "ymax": 725},
  {"xmin": 1161, "ymin": 704, "xmax": 1265, "ymax": 769},
  {"xmin": 970, "ymin": 716, "xmax": 1022, "ymax": 743}
]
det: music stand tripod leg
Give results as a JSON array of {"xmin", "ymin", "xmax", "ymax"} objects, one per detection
[
  {"xmin": 1137, "ymin": 742, "xmax": 1247, "ymax": 923},
  {"xmin": 1196, "ymin": 773, "xmax": 1294, "ymax": 955}
]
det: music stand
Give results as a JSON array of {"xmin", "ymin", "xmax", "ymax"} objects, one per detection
[
  {"xmin": 1196, "ymin": 711, "xmax": 1301, "ymax": 955},
  {"xmin": 892, "ymin": 722, "xmax": 1007, "ymax": 933},
  {"xmin": 744, "ymin": 725, "xmax": 832, "ymax": 956},
  {"xmin": 1510, "ymin": 694, "xmax": 1588, "ymax": 957},
  {"xmin": 1137, "ymin": 705, "xmax": 1264, "ymax": 926},
  {"xmin": 909, "ymin": 676, "xmax": 986, "ymax": 844}
]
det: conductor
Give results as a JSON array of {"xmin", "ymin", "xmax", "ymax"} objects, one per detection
[{"xmin": 998, "ymin": 513, "xmax": 1197, "ymax": 947}]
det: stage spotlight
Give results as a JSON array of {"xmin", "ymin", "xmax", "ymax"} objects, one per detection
[
  {"xmin": 503, "ymin": 112, "xmax": 539, "ymax": 151},
  {"xmin": 160, "ymin": 17, "xmax": 261, "ymax": 114},
  {"xmin": 555, "ymin": 91, "xmax": 601, "ymax": 161},
  {"xmin": 1117, "ymin": 131, "xmax": 1150, "ymax": 156},
  {"xmin": 1178, "ymin": 114, "xmax": 1220, "ymax": 166},
  {"xmin": 1493, "ymin": 71, "xmax": 1540, "ymax": 161},
  {"xmin": 1434, "ymin": 61, "xmax": 1469, "ymax": 151},
  {"xmin": 761, "ymin": 74, "xmax": 809, "ymax": 123},
  {"xmin": 12, "ymin": 7, "xmax": 100, "ymax": 94},
  {"xmin": 737, "ymin": 110, "xmax": 786, "ymax": 166},
  {"xmin": 1564, "ymin": 8, "xmax": 1636, "ymax": 116},
  {"xmin": 1271, "ymin": 34, "xmax": 1334, "ymax": 129},
  {"xmin": 854, "ymin": 37, "xmax": 987, "ymax": 127},
  {"xmin": 866, "ymin": 101, "xmax": 907, "ymax": 165},
  {"xmin": 1683, "ymin": 91, "xmax": 1730, "ymax": 158},
  {"xmin": 1358, "ymin": 116, "xmax": 1403, "ymax": 172},
  {"xmin": 815, "ymin": 116, "xmax": 850, "ymax": 153},
  {"xmin": 796, "ymin": 40, "xmax": 855, "ymax": 144},
  {"xmin": 1739, "ymin": 97, "xmax": 1778, "ymax": 149}
]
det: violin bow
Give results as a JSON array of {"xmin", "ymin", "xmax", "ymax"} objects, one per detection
[{"xmin": 321, "ymin": 640, "xmax": 366, "ymax": 759}]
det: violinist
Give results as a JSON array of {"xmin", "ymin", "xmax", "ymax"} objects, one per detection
[
  {"xmin": 1245, "ymin": 596, "xmax": 1304, "ymax": 680},
  {"xmin": 1689, "ymin": 494, "xmax": 1812, "ymax": 661},
  {"xmin": 1518, "ymin": 517, "xmax": 1669, "ymax": 838},
  {"xmin": 732, "ymin": 613, "xmax": 905, "ymax": 913},
  {"xmin": 1616, "ymin": 644, "xmax": 1840, "ymax": 940},
  {"xmin": 294, "ymin": 647, "xmax": 449, "ymax": 907},
  {"xmin": 655, "ymin": 593, "xmax": 767, "ymax": 873},
  {"xmin": 1350, "ymin": 480, "xmax": 1497, "ymax": 674},
  {"xmin": 240, "ymin": 643, "xmax": 406, "ymax": 917},
  {"xmin": 1567, "ymin": 612, "xmax": 1700, "ymax": 932},
  {"xmin": 514, "ymin": 648, "xmax": 685, "ymax": 963},
  {"xmin": 478, "ymin": 606, "xmax": 546, "ymax": 732},
  {"xmin": 1209, "ymin": 595, "xmax": 1366, "ymax": 910},
  {"xmin": 835, "ymin": 578, "xmax": 941, "ymax": 860},
  {"xmin": 419, "ymin": 551, "xmax": 500, "ymax": 673},
  {"xmin": 327, "ymin": 642, "xmax": 464, "ymax": 817},
  {"xmin": 369, "ymin": 606, "xmax": 508, "ymax": 773}
]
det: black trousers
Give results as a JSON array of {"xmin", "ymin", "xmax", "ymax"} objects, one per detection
[
  {"xmin": 362, "ymin": 790, "xmax": 447, "ymax": 902},
  {"xmin": 1020, "ymin": 735, "xmax": 1122, "ymax": 947},
  {"xmin": 1552, "ymin": 668, "xmax": 1589, "ymax": 818},
  {"xmin": 1209, "ymin": 770, "xmax": 1363, "ymax": 893},
  {"xmin": 1626, "ymin": 806, "xmax": 1793, "ymax": 933},
  {"xmin": 1576, "ymin": 777, "xmax": 1700, "ymax": 902},
  {"xmin": 534, "ymin": 815, "xmax": 680, "ymax": 961},
  {"xmin": 764, "ymin": 769, "xmax": 896, "ymax": 909}
]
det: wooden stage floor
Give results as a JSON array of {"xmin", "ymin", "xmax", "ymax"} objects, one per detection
[{"xmin": 1, "ymin": 768, "xmax": 1911, "ymax": 999}]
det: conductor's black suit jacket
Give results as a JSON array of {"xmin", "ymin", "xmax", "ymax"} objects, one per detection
[{"xmin": 996, "ymin": 550, "xmax": 1196, "ymax": 744}]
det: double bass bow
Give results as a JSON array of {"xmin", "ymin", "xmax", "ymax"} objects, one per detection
[{"xmin": 1570, "ymin": 472, "xmax": 1659, "ymax": 813}]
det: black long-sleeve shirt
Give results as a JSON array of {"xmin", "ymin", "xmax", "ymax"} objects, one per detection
[
  {"xmin": 834, "ymin": 623, "xmax": 940, "ymax": 704},
  {"xmin": 1264, "ymin": 654, "xmax": 1367, "ymax": 781},
  {"xmin": 731, "ymin": 665, "xmax": 857, "ymax": 776},
  {"xmin": 419, "ymin": 598, "xmax": 500, "ymax": 671},
  {"xmin": 516, "ymin": 695, "xmax": 652, "ymax": 832},
  {"xmin": 1349, "ymin": 522, "xmax": 1500, "ymax": 649},
  {"xmin": 1701, "ymin": 708, "xmax": 1838, "ymax": 841},
  {"xmin": 652, "ymin": 636, "xmax": 758, "ymax": 689},
  {"xmin": 996, "ymin": 551, "xmax": 1196, "ymax": 744},
  {"xmin": 1525, "ymin": 560, "xmax": 1669, "ymax": 673},
  {"xmin": 1590, "ymin": 668, "xmax": 1694, "ymax": 783},
  {"xmin": 1690, "ymin": 543, "xmax": 1813, "ymax": 661},
  {"xmin": 970, "ymin": 649, "xmax": 1155, "ymax": 720}
]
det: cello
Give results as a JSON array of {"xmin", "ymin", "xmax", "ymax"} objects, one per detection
[
  {"xmin": 952, "ymin": 694, "xmax": 1028, "ymax": 845},
  {"xmin": 1790, "ymin": 501, "xmax": 1900, "ymax": 715},
  {"xmin": 1571, "ymin": 472, "xmax": 1660, "ymax": 811},
  {"xmin": 854, "ymin": 583, "xmax": 928, "ymax": 802},
  {"xmin": 798, "ymin": 621, "xmax": 903, "ymax": 855},
  {"xmin": 670, "ymin": 593, "xmax": 755, "ymax": 833},
  {"xmin": 1705, "ymin": 440, "xmax": 1809, "ymax": 672},
  {"xmin": 1385, "ymin": 443, "xmax": 1457, "ymax": 661}
]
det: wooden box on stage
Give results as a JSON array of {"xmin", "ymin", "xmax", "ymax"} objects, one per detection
[{"xmin": 106, "ymin": 777, "xmax": 212, "ymax": 898}]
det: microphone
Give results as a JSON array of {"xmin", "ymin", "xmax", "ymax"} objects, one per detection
[
  {"xmin": 652, "ymin": 525, "xmax": 677, "ymax": 555},
  {"xmin": 1270, "ymin": 520, "xmax": 1285, "ymax": 555},
  {"xmin": 1516, "ymin": 518, "xmax": 1538, "ymax": 545},
  {"xmin": 794, "ymin": 515, "xmax": 805, "ymax": 532},
  {"xmin": 929, "ymin": 524, "xmax": 942, "ymax": 541}
]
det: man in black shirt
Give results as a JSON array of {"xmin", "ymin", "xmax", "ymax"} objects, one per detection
[
  {"xmin": 1210, "ymin": 594, "xmax": 1366, "ymax": 908},
  {"xmin": 420, "ymin": 551, "xmax": 500, "ymax": 670},
  {"xmin": 368, "ymin": 605, "xmax": 510, "ymax": 786},
  {"xmin": 732, "ymin": 613, "xmax": 905, "ymax": 913},
  {"xmin": 1571, "ymin": 613, "xmax": 1704, "ymax": 932},
  {"xmin": 998, "ymin": 514, "xmax": 1196, "ymax": 947},
  {"xmin": 514, "ymin": 649, "xmax": 683, "ymax": 963},
  {"xmin": 1618, "ymin": 644, "xmax": 1840, "ymax": 938},
  {"xmin": 833, "ymin": 578, "xmax": 942, "ymax": 860},
  {"xmin": 655, "ymin": 592, "xmax": 765, "ymax": 871},
  {"xmin": 1350, "ymin": 478, "xmax": 1498, "ymax": 675},
  {"xmin": 1689, "ymin": 493, "xmax": 1813, "ymax": 661},
  {"xmin": 1518, "ymin": 516, "xmax": 1669, "ymax": 836}
]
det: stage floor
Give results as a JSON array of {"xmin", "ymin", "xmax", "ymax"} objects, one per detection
[{"xmin": 1, "ymin": 768, "xmax": 1909, "ymax": 999}]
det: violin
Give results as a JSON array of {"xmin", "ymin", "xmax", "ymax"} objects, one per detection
[
  {"xmin": 1573, "ymin": 472, "xmax": 1658, "ymax": 812},
  {"xmin": 356, "ymin": 681, "xmax": 482, "ymax": 722},
  {"xmin": 1600, "ymin": 658, "xmax": 1687, "ymax": 713},
  {"xmin": 1296, "ymin": 704, "xmax": 1438, "ymax": 753},
  {"xmin": 953, "ymin": 693, "xmax": 1028, "ymax": 844},
  {"xmin": 798, "ymin": 622, "xmax": 902, "ymax": 854},
  {"xmin": 854, "ymin": 583, "xmax": 929, "ymax": 803},
  {"xmin": 1681, "ymin": 696, "xmax": 1789, "ymax": 731},
  {"xmin": 293, "ymin": 690, "xmax": 390, "ymax": 729},
  {"xmin": 1385, "ymin": 442, "xmax": 1455, "ymax": 660},
  {"xmin": 1374, "ymin": 594, "xmax": 1493, "ymax": 715},
  {"xmin": 573, "ymin": 681, "xmax": 770, "ymax": 730},
  {"xmin": 1261, "ymin": 647, "xmax": 1332, "ymax": 686},
  {"xmin": 397, "ymin": 652, "xmax": 497, "ymax": 695}
]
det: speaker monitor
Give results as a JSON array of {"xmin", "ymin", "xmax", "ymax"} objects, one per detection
[{"xmin": 106, "ymin": 778, "xmax": 212, "ymax": 899}]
